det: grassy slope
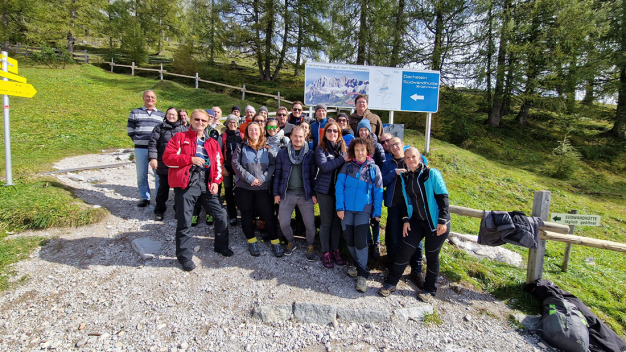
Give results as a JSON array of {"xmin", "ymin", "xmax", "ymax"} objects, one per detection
[{"xmin": 1, "ymin": 62, "xmax": 625, "ymax": 334}]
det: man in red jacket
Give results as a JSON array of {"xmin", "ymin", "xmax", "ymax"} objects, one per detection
[{"xmin": 163, "ymin": 109, "xmax": 233, "ymax": 271}]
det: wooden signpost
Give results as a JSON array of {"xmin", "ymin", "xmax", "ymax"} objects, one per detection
[{"xmin": 2, "ymin": 51, "xmax": 37, "ymax": 186}]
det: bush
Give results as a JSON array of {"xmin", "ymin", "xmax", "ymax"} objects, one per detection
[
  {"xmin": 551, "ymin": 133, "xmax": 581, "ymax": 180},
  {"xmin": 31, "ymin": 43, "xmax": 74, "ymax": 69},
  {"xmin": 172, "ymin": 43, "xmax": 199, "ymax": 76}
]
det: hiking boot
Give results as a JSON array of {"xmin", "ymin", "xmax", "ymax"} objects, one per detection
[
  {"xmin": 306, "ymin": 246, "xmax": 315, "ymax": 262},
  {"xmin": 356, "ymin": 276, "xmax": 367, "ymax": 293},
  {"xmin": 181, "ymin": 260, "xmax": 196, "ymax": 272},
  {"xmin": 248, "ymin": 242, "xmax": 260, "ymax": 257},
  {"xmin": 215, "ymin": 248, "xmax": 234, "ymax": 257},
  {"xmin": 229, "ymin": 218, "xmax": 238, "ymax": 226},
  {"xmin": 191, "ymin": 215, "xmax": 199, "ymax": 227},
  {"xmin": 206, "ymin": 215, "xmax": 214, "ymax": 225},
  {"xmin": 417, "ymin": 290, "xmax": 434, "ymax": 303},
  {"xmin": 370, "ymin": 242, "xmax": 380, "ymax": 259},
  {"xmin": 378, "ymin": 283, "xmax": 396, "ymax": 297},
  {"xmin": 410, "ymin": 269, "xmax": 424, "ymax": 290},
  {"xmin": 137, "ymin": 199, "xmax": 149, "ymax": 207},
  {"xmin": 321, "ymin": 252, "xmax": 334, "ymax": 268},
  {"xmin": 347, "ymin": 266, "xmax": 358, "ymax": 278},
  {"xmin": 272, "ymin": 243, "xmax": 284, "ymax": 258},
  {"xmin": 331, "ymin": 249, "xmax": 346, "ymax": 266},
  {"xmin": 154, "ymin": 213, "xmax": 164, "ymax": 221},
  {"xmin": 284, "ymin": 242, "xmax": 295, "ymax": 256}
]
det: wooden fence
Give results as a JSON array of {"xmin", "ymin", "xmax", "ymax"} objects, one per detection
[
  {"xmin": 108, "ymin": 59, "xmax": 295, "ymax": 106},
  {"xmin": 6, "ymin": 44, "xmax": 170, "ymax": 65},
  {"xmin": 449, "ymin": 191, "xmax": 626, "ymax": 285}
]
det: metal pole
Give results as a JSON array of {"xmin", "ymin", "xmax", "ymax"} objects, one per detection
[
  {"xmin": 84, "ymin": 49, "xmax": 88, "ymax": 64},
  {"xmin": 160, "ymin": 63, "xmax": 163, "ymax": 80},
  {"xmin": 526, "ymin": 191, "xmax": 551, "ymax": 284},
  {"xmin": 195, "ymin": 73, "xmax": 198, "ymax": 89},
  {"xmin": 242, "ymin": 85, "xmax": 246, "ymax": 100},
  {"xmin": 277, "ymin": 92, "xmax": 281, "ymax": 108},
  {"xmin": 2, "ymin": 51, "xmax": 13, "ymax": 186},
  {"xmin": 308, "ymin": 106, "xmax": 313, "ymax": 120},
  {"xmin": 131, "ymin": 62, "xmax": 135, "ymax": 76},
  {"xmin": 561, "ymin": 209, "xmax": 578, "ymax": 272},
  {"xmin": 389, "ymin": 111, "xmax": 394, "ymax": 124},
  {"xmin": 424, "ymin": 112, "xmax": 432, "ymax": 154}
]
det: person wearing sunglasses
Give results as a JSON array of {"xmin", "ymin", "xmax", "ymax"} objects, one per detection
[
  {"xmin": 288, "ymin": 101, "xmax": 311, "ymax": 126},
  {"xmin": 336, "ymin": 112, "xmax": 355, "ymax": 147},
  {"xmin": 276, "ymin": 106, "xmax": 294, "ymax": 138},
  {"xmin": 378, "ymin": 132, "xmax": 394, "ymax": 160},
  {"xmin": 265, "ymin": 118, "xmax": 290, "ymax": 157}
]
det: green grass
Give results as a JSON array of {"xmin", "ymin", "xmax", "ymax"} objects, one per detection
[
  {"xmin": 0, "ymin": 236, "xmax": 46, "ymax": 290},
  {"xmin": 1, "ymin": 60, "xmax": 625, "ymax": 337}
]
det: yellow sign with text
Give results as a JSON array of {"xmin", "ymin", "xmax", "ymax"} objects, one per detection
[
  {"xmin": 0, "ymin": 70, "xmax": 27, "ymax": 83},
  {"xmin": 1, "ymin": 55, "xmax": 18, "ymax": 74},
  {"xmin": 0, "ymin": 81, "xmax": 36, "ymax": 98}
]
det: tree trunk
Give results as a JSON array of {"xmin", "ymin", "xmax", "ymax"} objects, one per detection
[
  {"xmin": 356, "ymin": 0, "xmax": 367, "ymax": 65},
  {"xmin": 610, "ymin": 62, "xmax": 626, "ymax": 137},
  {"xmin": 485, "ymin": 2, "xmax": 494, "ymax": 112},
  {"xmin": 431, "ymin": 3, "xmax": 444, "ymax": 71},
  {"xmin": 582, "ymin": 78, "xmax": 594, "ymax": 105},
  {"xmin": 294, "ymin": 15, "xmax": 303, "ymax": 76},
  {"xmin": 488, "ymin": 0, "xmax": 511, "ymax": 127},
  {"xmin": 253, "ymin": 0, "xmax": 265, "ymax": 80},
  {"xmin": 502, "ymin": 53, "xmax": 515, "ymax": 115},
  {"xmin": 68, "ymin": 0, "xmax": 77, "ymax": 54},
  {"xmin": 209, "ymin": 0, "xmax": 216, "ymax": 63},
  {"xmin": 271, "ymin": 0, "xmax": 290, "ymax": 81},
  {"xmin": 389, "ymin": 0, "xmax": 405, "ymax": 67},
  {"xmin": 517, "ymin": 14, "xmax": 540, "ymax": 125},
  {"xmin": 565, "ymin": 54, "xmax": 577, "ymax": 114}
]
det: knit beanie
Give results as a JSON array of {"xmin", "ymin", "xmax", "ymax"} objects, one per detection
[
  {"xmin": 337, "ymin": 112, "xmax": 349, "ymax": 119},
  {"xmin": 232, "ymin": 105, "xmax": 241, "ymax": 113},
  {"xmin": 225, "ymin": 114, "xmax": 239, "ymax": 126},
  {"xmin": 357, "ymin": 119, "xmax": 371, "ymax": 133},
  {"xmin": 315, "ymin": 103, "xmax": 327, "ymax": 113},
  {"xmin": 259, "ymin": 106, "xmax": 269, "ymax": 114}
]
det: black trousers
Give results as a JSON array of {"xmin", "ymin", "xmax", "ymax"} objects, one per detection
[
  {"xmin": 386, "ymin": 203, "xmax": 422, "ymax": 271},
  {"xmin": 386, "ymin": 216, "xmax": 449, "ymax": 294},
  {"xmin": 234, "ymin": 188, "xmax": 278, "ymax": 241},
  {"xmin": 174, "ymin": 181, "xmax": 229, "ymax": 263},
  {"xmin": 223, "ymin": 173, "xmax": 237, "ymax": 219},
  {"xmin": 154, "ymin": 173, "xmax": 171, "ymax": 215}
]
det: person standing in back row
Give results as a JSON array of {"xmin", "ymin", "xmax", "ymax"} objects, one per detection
[
  {"xmin": 127, "ymin": 90, "xmax": 165, "ymax": 207},
  {"xmin": 349, "ymin": 94, "xmax": 383, "ymax": 139}
]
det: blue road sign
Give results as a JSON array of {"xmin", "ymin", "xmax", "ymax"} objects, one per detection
[{"xmin": 400, "ymin": 71, "xmax": 440, "ymax": 113}]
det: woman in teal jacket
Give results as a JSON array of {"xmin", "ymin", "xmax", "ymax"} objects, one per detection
[{"xmin": 335, "ymin": 138, "xmax": 383, "ymax": 293}]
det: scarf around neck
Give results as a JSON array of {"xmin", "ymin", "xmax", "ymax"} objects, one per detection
[{"xmin": 288, "ymin": 140, "xmax": 309, "ymax": 164}]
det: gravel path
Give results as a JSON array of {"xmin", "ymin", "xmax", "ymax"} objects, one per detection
[{"xmin": 0, "ymin": 150, "xmax": 547, "ymax": 351}]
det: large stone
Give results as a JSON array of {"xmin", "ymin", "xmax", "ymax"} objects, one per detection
[
  {"xmin": 337, "ymin": 309, "xmax": 391, "ymax": 323},
  {"xmin": 253, "ymin": 305, "xmax": 292, "ymax": 323},
  {"xmin": 293, "ymin": 303, "xmax": 337, "ymax": 325},
  {"xmin": 393, "ymin": 305, "xmax": 433, "ymax": 322},
  {"xmin": 512, "ymin": 313, "xmax": 541, "ymax": 332},
  {"xmin": 131, "ymin": 238, "xmax": 162, "ymax": 259}
]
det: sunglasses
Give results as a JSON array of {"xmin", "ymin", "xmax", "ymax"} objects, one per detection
[
  {"xmin": 267, "ymin": 125, "xmax": 278, "ymax": 130},
  {"xmin": 380, "ymin": 140, "xmax": 390, "ymax": 144},
  {"xmin": 337, "ymin": 119, "xmax": 347, "ymax": 123},
  {"xmin": 292, "ymin": 108, "xmax": 302, "ymax": 111},
  {"xmin": 326, "ymin": 129, "xmax": 339, "ymax": 133},
  {"xmin": 276, "ymin": 113, "xmax": 287, "ymax": 117}
]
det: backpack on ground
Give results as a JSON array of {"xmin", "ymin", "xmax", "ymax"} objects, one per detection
[{"xmin": 540, "ymin": 296, "xmax": 589, "ymax": 352}]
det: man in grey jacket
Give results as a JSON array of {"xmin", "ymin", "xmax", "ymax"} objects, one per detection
[{"xmin": 127, "ymin": 90, "xmax": 165, "ymax": 207}]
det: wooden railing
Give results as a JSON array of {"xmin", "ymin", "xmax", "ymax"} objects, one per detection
[{"xmin": 449, "ymin": 192, "xmax": 626, "ymax": 285}]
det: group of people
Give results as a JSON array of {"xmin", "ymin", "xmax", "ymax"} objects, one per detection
[{"xmin": 127, "ymin": 90, "xmax": 451, "ymax": 301}]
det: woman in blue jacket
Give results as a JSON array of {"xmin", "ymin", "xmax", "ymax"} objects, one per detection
[
  {"xmin": 315, "ymin": 121, "xmax": 350, "ymax": 268},
  {"xmin": 378, "ymin": 147, "xmax": 450, "ymax": 302},
  {"xmin": 335, "ymin": 138, "xmax": 383, "ymax": 293}
]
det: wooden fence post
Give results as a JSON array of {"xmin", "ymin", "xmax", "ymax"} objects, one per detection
[
  {"xmin": 84, "ymin": 49, "xmax": 88, "ymax": 64},
  {"xmin": 277, "ymin": 92, "xmax": 281, "ymax": 107},
  {"xmin": 526, "ymin": 191, "xmax": 551, "ymax": 284},
  {"xmin": 561, "ymin": 209, "xmax": 578, "ymax": 272},
  {"xmin": 242, "ymin": 85, "xmax": 246, "ymax": 100},
  {"xmin": 131, "ymin": 62, "xmax": 135, "ymax": 76},
  {"xmin": 15, "ymin": 44, "xmax": 19, "ymax": 54},
  {"xmin": 111, "ymin": 58, "xmax": 114, "ymax": 73},
  {"xmin": 195, "ymin": 73, "xmax": 198, "ymax": 89},
  {"xmin": 160, "ymin": 63, "xmax": 163, "ymax": 80}
]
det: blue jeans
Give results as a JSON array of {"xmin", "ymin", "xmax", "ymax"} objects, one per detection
[{"xmin": 134, "ymin": 148, "xmax": 159, "ymax": 200}]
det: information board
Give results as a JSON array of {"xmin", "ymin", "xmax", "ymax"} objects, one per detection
[{"xmin": 305, "ymin": 62, "xmax": 440, "ymax": 112}]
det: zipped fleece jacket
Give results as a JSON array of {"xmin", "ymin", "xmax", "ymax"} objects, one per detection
[
  {"xmin": 273, "ymin": 147, "xmax": 317, "ymax": 200},
  {"xmin": 232, "ymin": 141, "xmax": 275, "ymax": 191},
  {"xmin": 399, "ymin": 156, "xmax": 449, "ymax": 232},
  {"xmin": 382, "ymin": 152, "xmax": 427, "ymax": 207},
  {"xmin": 127, "ymin": 106, "xmax": 165, "ymax": 148},
  {"xmin": 162, "ymin": 130, "xmax": 224, "ymax": 189},
  {"xmin": 314, "ymin": 145, "xmax": 346, "ymax": 195},
  {"xmin": 148, "ymin": 119, "xmax": 187, "ymax": 175},
  {"xmin": 335, "ymin": 159, "xmax": 383, "ymax": 218}
]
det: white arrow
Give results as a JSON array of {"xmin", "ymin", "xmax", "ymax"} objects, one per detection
[{"xmin": 410, "ymin": 94, "xmax": 424, "ymax": 101}]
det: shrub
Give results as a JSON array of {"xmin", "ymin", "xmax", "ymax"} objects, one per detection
[
  {"xmin": 172, "ymin": 43, "xmax": 198, "ymax": 76},
  {"xmin": 31, "ymin": 43, "xmax": 74, "ymax": 69},
  {"xmin": 551, "ymin": 133, "xmax": 581, "ymax": 180}
]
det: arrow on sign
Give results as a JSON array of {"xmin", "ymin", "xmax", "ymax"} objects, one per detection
[
  {"xmin": 552, "ymin": 216, "xmax": 561, "ymax": 222},
  {"xmin": 1, "ymin": 55, "xmax": 18, "ymax": 74},
  {"xmin": 0, "ymin": 81, "xmax": 37, "ymax": 98},
  {"xmin": 0, "ymin": 70, "xmax": 27, "ymax": 83},
  {"xmin": 410, "ymin": 94, "xmax": 425, "ymax": 101}
]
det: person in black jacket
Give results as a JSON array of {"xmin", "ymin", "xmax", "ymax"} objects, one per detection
[
  {"xmin": 148, "ymin": 107, "xmax": 186, "ymax": 220},
  {"xmin": 221, "ymin": 114, "xmax": 242, "ymax": 225}
]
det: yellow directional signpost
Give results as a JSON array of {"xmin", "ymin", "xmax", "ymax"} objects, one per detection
[{"xmin": 2, "ymin": 51, "xmax": 36, "ymax": 185}]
